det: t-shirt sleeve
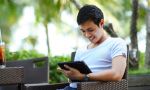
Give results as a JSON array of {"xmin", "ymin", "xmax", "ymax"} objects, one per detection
[
  {"xmin": 74, "ymin": 47, "xmax": 85, "ymax": 61},
  {"xmin": 111, "ymin": 39, "xmax": 127, "ymax": 59}
]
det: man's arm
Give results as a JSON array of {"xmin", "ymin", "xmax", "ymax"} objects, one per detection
[
  {"xmin": 88, "ymin": 55, "xmax": 126, "ymax": 81},
  {"xmin": 59, "ymin": 55, "xmax": 126, "ymax": 81}
]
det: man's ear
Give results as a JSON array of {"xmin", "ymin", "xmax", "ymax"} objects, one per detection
[{"xmin": 99, "ymin": 19, "xmax": 104, "ymax": 27}]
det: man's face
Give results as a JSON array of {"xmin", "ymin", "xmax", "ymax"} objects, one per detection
[{"xmin": 79, "ymin": 20, "xmax": 104, "ymax": 44}]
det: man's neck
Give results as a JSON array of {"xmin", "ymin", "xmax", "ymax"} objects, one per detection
[{"xmin": 88, "ymin": 31, "xmax": 109, "ymax": 49}]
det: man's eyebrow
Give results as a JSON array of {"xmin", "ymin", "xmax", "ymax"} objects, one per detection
[
  {"xmin": 87, "ymin": 27, "xmax": 93, "ymax": 30},
  {"xmin": 80, "ymin": 27, "xmax": 93, "ymax": 31},
  {"xmin": 80, "ymin": 28, "xmax": 84, "ymax": 31}
]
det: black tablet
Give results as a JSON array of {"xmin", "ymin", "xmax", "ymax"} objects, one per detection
[
  {"xmin": 58, "ymin": 61, "xmax": 92, "ymax": 82},
  {"xmin": 58, "ymin": 61, "xmax": 92, "ymax": 74}
]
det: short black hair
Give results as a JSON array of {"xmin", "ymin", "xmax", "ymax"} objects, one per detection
[{"xmin": 77, "ymin": 4, "xmax": 104, "ymax": 26}]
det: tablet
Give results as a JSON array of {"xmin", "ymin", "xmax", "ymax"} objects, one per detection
[
  {"xmin": 58, "ymin": 61, "xmax": 92, "ymax": 82},
  {"xmin": 58, "ymin": 61, "xmax": 92, "ymax": 74}
]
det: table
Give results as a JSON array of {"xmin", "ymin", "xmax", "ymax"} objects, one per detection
[{"xmin": 0, "ymin": 67, "xmax": 24, "ymax": 90}]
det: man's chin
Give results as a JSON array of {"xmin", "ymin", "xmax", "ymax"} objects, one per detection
[{"xmin": 90, "ymin": 40, "xmax": 96, "ymax": 43}]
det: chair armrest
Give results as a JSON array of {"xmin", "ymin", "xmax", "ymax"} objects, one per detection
[
  {"xmin": 25, "ymin": 83, "xmax": 69, "ymax": 90},
  {"xmin": 77, "ymin": 79, "xmax": 128, "ymax": 90},
  {"xmin": 25, "ymin": 80, "xmax": 128, "ymax": 90}
]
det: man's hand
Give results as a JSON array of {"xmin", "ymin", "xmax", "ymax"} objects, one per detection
[{"xmin": 58, "ymin": 65, "xmax": 84, "ymax": 80}]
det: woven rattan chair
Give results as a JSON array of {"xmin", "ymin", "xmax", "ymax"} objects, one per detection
[
  {"xmin": 4, "ymin": 57, "xmax": 49, "ymax": 90},
  {"xmin": 0, "ymin": 67, "xmax": 24, "ymax": 90}
]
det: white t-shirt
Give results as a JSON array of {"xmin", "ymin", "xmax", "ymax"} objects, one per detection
[{"xmin": 70, "ymin": 37, "xmax": 127, "ymax": 88}]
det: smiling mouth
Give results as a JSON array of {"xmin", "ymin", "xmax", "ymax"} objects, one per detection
[{"xmin": 89, "ymin": 37, "xmax": 94, "ymax": 41}]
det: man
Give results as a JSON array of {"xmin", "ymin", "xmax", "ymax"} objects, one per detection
[{"xmin": 59, "ymin": 4, "xmax": 127, "ymax": 90}]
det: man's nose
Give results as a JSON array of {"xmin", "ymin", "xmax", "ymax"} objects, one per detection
[{"xmin": 85, "ymin": 32, "xmax": 91, "ymax": 38}]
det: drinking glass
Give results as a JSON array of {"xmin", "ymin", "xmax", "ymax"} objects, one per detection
[{"xmin": 0, "ymin": 42, "xmax": 5, "ymax": 68}]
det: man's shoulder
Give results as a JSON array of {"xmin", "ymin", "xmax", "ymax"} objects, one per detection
[
  {"xmin": 109, "ymin": 37, "xmax": 126, "ymax": 44},
  {"xmin": 107, "ymin": 37, "xmax": 127, "ymax": 50},
  {"xmin": 110, "ymin": 37, "xmax": 125, "ymax": 41}
]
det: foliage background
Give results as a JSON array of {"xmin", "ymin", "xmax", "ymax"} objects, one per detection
[{"xmin": 1, "ymin": 0, "xmax": 150, "ymax": 83}]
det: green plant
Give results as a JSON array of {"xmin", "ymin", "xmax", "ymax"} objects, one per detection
[
  {"xmin": 129, "ymin": 67, "xmax": 150, "ymax": 75},
  {"xmin": 129, "ymin": 51, "xmax": 150, "ymax": 75},
  {"xmin": 139, "ymin": 51, "xmax": 145, "ymax": 68},
  {"xmin": 5, "ymin": 49, "xmax": 45, "ymax": 61},
  {"xmin": 49, "ymin": 56, "xmax": 70, "ymax": 83}
]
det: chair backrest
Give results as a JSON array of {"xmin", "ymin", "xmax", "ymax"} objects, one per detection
[
  {"xmin": 71, "ymin": 52, "xmax": 76, "ymax": 61},
  {"xmin": 122, "ymin": 45, "xmax": 129, "ymax": 79},
  {"xmin": 71, "ymin": 45, "xmax": 129, "ymax": 80},
  {"xmin": 6, "ymin": 57, "xmax": 49, "ymax": 84}
]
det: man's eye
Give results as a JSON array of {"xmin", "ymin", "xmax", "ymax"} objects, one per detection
[
  {"xmin": 88, "ymin": 30, "xmax": 94, "ymax": 32},
  {"xmin": 81, "ymin": 30, "xmax": 85, "ymax": 33}
]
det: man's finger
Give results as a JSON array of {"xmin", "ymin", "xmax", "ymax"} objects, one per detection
[
  {"xmin": 57, "ymin": 67, "xmax": 61, "ymax": 71},
  {"xmin": 64, "ymin": 65, "xmax": 73, "ymax": 70}
]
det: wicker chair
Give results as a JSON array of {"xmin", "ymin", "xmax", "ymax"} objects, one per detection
[
  {"xmin": 5, "ymin": 57, "xmax": 49, "ymax": 90},
  {"xmin": 0, "ymin": 67, "xmax": 24, "ymax": 90}
]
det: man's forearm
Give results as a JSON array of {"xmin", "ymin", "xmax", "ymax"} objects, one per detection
[{"xmin": 88, "ymin": 69, "xmax": 123, "ymax": 81}]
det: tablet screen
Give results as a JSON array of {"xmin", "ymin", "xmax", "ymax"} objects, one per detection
[
  {"xmin": 58, "ymin": 61, "xmax": 92, "ymax": 82},
  {"xmin": 58, "ymin": 61, "xmax": 92, "ymax": 74}
]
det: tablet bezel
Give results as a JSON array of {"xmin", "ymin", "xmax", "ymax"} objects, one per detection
[{"xmin": 58, "ymin": 61, "xmax": 92, "ymax": 74}]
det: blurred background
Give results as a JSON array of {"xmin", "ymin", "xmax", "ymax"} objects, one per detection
[
  {"xmin": 0, "ymin": 0, "xmax": 146, "ymax": 56},
  {"xmin": 0, "ymin": 0, "xmax": 150, "ymax": 83}
]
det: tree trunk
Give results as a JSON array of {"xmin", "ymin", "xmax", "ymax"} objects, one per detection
[
  {"xmin": 145, "ymin": 0, "xmax": 150, "ymax": 68},
  {"xmin": 70, "ymin": 0, "xmax": 81, "ymax": 10},
  {"xmin": 104, "ymin": 23, "xmax": 118, "ymax": 37},
  {"xmin": 129, "ymin": 0, "xmax": 139, "ymax": 69},
  {"xmin": 44, "ymin": 21, "xmax": 51, "ymax": 57}
]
